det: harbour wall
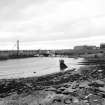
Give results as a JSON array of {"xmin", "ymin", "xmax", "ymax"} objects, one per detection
[{"xmin": 0, "ymin": 50, "xmax": 38, "ymax": 59}]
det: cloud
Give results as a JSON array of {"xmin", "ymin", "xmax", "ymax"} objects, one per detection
[
  {"xmin": 1, "ymin": 35, "xmax": 105, "ymax": 50},
  {"xmin": 0, "ymin": 0, "xmax": 105, "ymax": 49}
]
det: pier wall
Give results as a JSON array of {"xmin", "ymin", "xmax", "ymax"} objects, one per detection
[
  {"xmin": 0, "ymin": 49, "xmax": 105, "ymax": 58},
  {"xmin": 0, "ymin": 50, "xmax": 38, "ymax": 57}
]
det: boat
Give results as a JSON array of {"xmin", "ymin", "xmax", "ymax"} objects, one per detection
[{"xmin": 34, "ymin": 54, "xmax": 40, "ymax": 57}]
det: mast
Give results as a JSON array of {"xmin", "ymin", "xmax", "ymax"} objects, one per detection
[{"xmin": 17, "ymin": 40, "xmax": 19, "ymax": 55}]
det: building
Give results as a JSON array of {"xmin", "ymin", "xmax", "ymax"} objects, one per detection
[
  {"xmin": 100, "ymin": 43, "xmax": 105, "ymax": 49},
  {"xmin": 74, "ymin": 45, "xmax": 97, "ymax": 50}
]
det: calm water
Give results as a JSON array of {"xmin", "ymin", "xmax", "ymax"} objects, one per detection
[{"xmin": 0, "ymin": 57, "xmax": 84, "ymax": 79}]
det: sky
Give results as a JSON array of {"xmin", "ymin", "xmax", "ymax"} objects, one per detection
[{"xmin": 0, "ymin": 0, "xmax": 105, "ymax": 50}]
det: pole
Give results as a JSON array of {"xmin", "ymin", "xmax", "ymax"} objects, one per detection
[{"xmin": 17, "ymin": 40, "xmax": 19, "ymax": 55}]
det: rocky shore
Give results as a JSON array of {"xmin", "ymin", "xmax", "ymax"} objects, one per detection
[{"xmin": 1, "ymin": 60, "xmax": 105, "ymax": 105}]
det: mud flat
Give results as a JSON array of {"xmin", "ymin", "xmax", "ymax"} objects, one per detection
[{"xmin": 1, "ymin": 64, "xmax": 105, "ymax": 105}]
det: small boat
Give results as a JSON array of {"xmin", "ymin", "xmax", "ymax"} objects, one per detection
[{"xmin": 34, "ymin": 54, "xmax": 40, "ymax": 57}]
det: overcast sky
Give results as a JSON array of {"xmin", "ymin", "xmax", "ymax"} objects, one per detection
[{"xmin": 0, "ymin": 0, "xmax": 105, "ymax": 49}]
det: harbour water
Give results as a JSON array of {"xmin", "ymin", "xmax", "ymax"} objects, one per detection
[{"xmin": 0, "ymin": 57, "xmax": 84, "ymax": 79}]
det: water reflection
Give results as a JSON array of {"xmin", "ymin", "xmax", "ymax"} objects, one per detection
[{"xmin": 79, "ymin": 58, "xmax": 105, "ymax": 79}]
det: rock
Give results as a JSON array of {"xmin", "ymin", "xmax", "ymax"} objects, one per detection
[
  {"xmin": 62, "ymin": 90, "xmax": 70, "ymax": 95},
  {"xmin": 99, "ymin": 87, "xmax": 105, "ymax": 92},
  {"xmin": 45, "ymin": 87, "xmax": 56, "ymax": 92},
  {"xmin": 87, "ymin": 94, "xmax": 102, "ymax": 105},
  {"xmin": 72, "ymin": 97, "xmax": 79, "ymax": 103},
  {"xmin": 58, "ymin": 87, "xmax": 66, "ymax": 91},
  {"xmin": 85, "ymin": 93, "xmax": 93, "ymax": 99},
  {"xmin": 51, "ymin": 95, "xmax": 64, "ymax": 104},
  {"xmin": 64, "ymin": 97, "xmax": 72, "ymax": 104},
  {"xmin": 62, "ymin": 87, "xmax": 76, "ymax": 95},
  {"xmin": 56, "ymin": 89, "xmax": 62, "ymax": 94},
  {"xmin": 98, "ymin": 70, "xmax": 103, "ymax": 72},
  {"xmin": 67, "ymin": 88, "xmax": 76, "ymax": 92},
  {"xmin": 88, "ymin": 80, "xmax": 104, "ymax": 87},
  {"xmin": 79, "ymin": 81, "xmax": 89, "ymax": 88},
  {"xmin": 71, "ymin": 81, "xmax": 79, "ymax": 89},
  {"xmin": 94, "ymin": 80, "xmax": 105, "ymax": 85}
]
